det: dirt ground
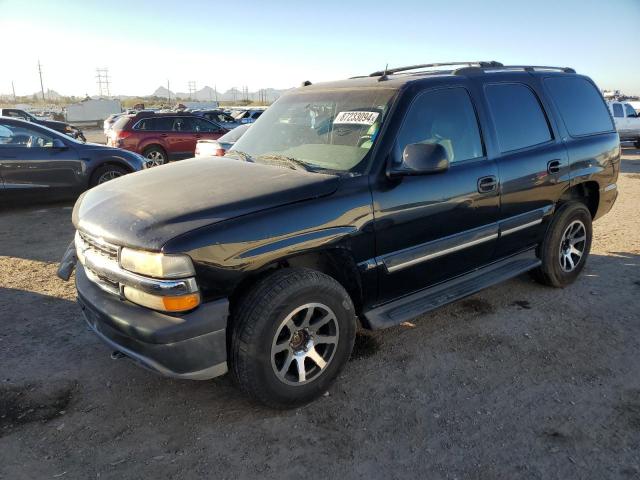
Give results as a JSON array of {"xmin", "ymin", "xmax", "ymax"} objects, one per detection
[{"xmin": 1, "ymin": 148, "xmax": 639, "ymax": 479}]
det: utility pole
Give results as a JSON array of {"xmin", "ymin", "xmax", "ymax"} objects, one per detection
[
  {"xmin": 214, "ymin": 84, "xmax": 218, "ymax": 103},
  {"xmin": 37, "ymin": 59, "xmax": 45, "ymax": 101},
  {"xmin": 96, "ymin": 68, "xmax": 111, "ymax": 97},
  {"xmin": 187, "ymin": 81, "xmax": 197, "ymax": 100},
  {"xmin": 11, "ymin": 81, "xmax": 16, "ymax": 102},
  {"xmin": 167, "ymin": 80, "xmax": 171, "ymax": 104}
]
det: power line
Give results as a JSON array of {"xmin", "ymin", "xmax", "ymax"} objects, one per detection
[{"xmin": 96, "ymin": 68, "xmax": 111, "ymax": 97}]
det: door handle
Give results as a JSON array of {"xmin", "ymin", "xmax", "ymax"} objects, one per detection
[
  {"xmin": 195, "ymin": 134, "xmax": 202, "ymax": 139},
  {"xmin": 160, "ymin": 133, "xmax": 168, "ymax": 138},
  {"xmin": 477, "ymin": 175, "xmax": 498, "ymax": 193},
  {"xmin": 547, "ymin": 159, "xmax": 562, "ymax": 174}
]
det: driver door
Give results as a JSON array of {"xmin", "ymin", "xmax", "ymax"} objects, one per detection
[
  {"xmin": 371, "ymin": 86, "xmax": 500, "ymax": 302},
  {"xmin": 0, "ymin": 122, "xmax": 81, "ymax": 202}
]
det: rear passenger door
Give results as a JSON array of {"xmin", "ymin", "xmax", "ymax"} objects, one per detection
[
  {"xmin": 482, "ymin": 81, "xmax": 569, "ymax": 259},
  {"xmin": 167, "ymin": 117, "xmax": 193, "ymax": 158}
]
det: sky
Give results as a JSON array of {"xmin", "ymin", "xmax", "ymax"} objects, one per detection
[{"xmin": 1, "ymin": 0, "xmax": 638, "ymax": 97}]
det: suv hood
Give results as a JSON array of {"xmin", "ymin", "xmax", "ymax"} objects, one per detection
[{"xmin": 74, "ymin": 158, "xmax": 339, "ymax": 250}]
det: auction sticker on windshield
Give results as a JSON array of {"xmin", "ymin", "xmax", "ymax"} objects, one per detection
[{"xmin": 333, "ymin": 111, "xmax": 379, "ymax": 125}]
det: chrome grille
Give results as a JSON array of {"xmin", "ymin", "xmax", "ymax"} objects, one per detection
[
  {"xmin": 76, "ymin": 231, "xmax": 121, "ymax": 295},
  {"xmin": 78, "ymin": 231, "xmax": 119, "ymax": 261}
]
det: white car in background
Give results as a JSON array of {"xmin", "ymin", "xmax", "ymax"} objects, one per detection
[
  {"xmin": 103, "ymin": 113, "xmax": 124, "ymax": 136},
  {"xmin": 607, "ymin": 101, "xmax": 640, "ymax": 148},
  {"xmin": 194, "ymin": 123, "xmax": 251, "ymax": 157}
]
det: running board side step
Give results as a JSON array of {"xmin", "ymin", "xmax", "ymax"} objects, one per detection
[{"xmin": 363, "ymin": 250, "xmax": 541, "ymax": 330}]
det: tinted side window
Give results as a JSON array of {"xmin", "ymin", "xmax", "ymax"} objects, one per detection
[
  {"xmin": 394, "ymin": 87, "xmax": 483, "ymax": 164},
  {"xmin": 0, "ymin": 123, "xmax": 54, "ymax": 148},
  {"xmin": 612, "ymin": 104, "xmax": 624, "ymax": 118},
  {"xmin": 544, "ymin": 77, "xmax": 614, "ymax": 136},
  {"xmin": 190, "ymin": 118, "xmax": 218, "ymax": 132},
  {"xmin": 485, "ymin": 83, "xmax": 552, "ymax": 152},
  {"xmin": 172, "ymin": 117, "xmax": 191, "ymax": 132},
  {"xmin": 6, "ymin": 110, "xmax": 28, "ymax": 120},
  {"xmin": 624, "ymin": 104, "xmax": 637, "ymax": 117},
  {"xmin": 152, "ymin": 117, "xmax": 174, "ymax": 131}
]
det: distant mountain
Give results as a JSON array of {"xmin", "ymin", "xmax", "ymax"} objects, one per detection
[
  {"xmin": 152, "ymin": 86, "xmax": 171, "ymax": 98},
  {"xmin": 150, "ymin": 85, "xmax": 290, "ymax": 103}
]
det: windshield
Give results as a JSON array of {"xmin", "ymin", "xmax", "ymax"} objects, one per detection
[{"xmin": 230, "ymin": 87, "xmax": 397, "ymax": 174}]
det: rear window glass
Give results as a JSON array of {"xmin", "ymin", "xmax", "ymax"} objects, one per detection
[
  {"xmin": 544, "ymin": 77, "xmax": 614, "ymax": 136},
  {"xmin": 112, "ymin": 116, "xmax": 131, "ymax": 131},
  {"xmin": 485, "ymin": 83, "xmax": 552, "ymax": 152}
]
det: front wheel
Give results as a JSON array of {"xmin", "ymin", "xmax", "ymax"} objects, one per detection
[
  {"xmin": 230, "ymin": 268, "xmax": 356, "ymax": 408},
  {"xmin": 90, "ymin": 164, "xmax": 127, "ymax": 187},
  {"xmin": 531, "ymin": 201, "xmax": 592, "ymax": 288}
]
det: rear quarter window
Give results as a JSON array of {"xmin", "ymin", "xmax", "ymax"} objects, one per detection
[{"xmin": 544, "ymin": 77, "xmax": 614, "ymax": 136}]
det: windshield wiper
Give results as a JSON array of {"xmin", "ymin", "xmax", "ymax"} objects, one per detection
[
  {"xmin": 255, "ymin": 154, "xmax": 312, "ymax": 172},
  {"xmin": 224, "ymin": 150, "xmax": 254, "ymax": 162}
]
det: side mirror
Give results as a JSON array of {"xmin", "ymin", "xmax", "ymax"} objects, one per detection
[
  {"xmin": 390, "ymin": 143, "xmax": 450, "ymax": 177},
  {"xmin": 52, "ymin": 138, "xmax": 67, "ymax": 149}
]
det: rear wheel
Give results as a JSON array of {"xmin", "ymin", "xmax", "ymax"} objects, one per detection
[
  {"xmin": 90, "ymin": 164, "xmax": 127, "ymax": 187},
  {"xmin": 142, "ymin": 146, "xmax": 167, "ymax": 166},
  {"xmin": 230, "ymin": 268, "xmax": 356, "ymax": 408},
  {"xmin": 530, "ymin": 201, "xmax": 592, "ymax": 287}
]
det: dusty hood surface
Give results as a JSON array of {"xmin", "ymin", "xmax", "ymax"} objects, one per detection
[{"xmin": 74, "ymin": 158, "xmax": 339, "ymax": 250}]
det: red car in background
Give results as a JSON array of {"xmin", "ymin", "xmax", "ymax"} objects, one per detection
[{"xmin": 108, "ymin": 112, "xmax": 228, "ymax": 165}]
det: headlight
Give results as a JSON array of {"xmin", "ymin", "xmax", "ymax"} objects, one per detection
[{"xmin": 120, "ymin": 248, "xmax": 195, "ymax": 279}]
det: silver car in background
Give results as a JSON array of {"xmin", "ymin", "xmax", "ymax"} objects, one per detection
[{"xmin": 194, "ymin": 123, "xmax": 250, "ymax": 157}]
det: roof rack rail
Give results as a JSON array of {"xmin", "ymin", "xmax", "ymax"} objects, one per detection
[
  {"xmin": 454, "ymin": 65, "xmax": 576, "ymax": 75},
  {"xmin": 369, "ymin": 61, "xmax": 503, "ymax": 77}
]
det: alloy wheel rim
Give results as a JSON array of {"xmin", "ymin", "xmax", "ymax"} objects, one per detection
[
  {"xmin": 146, "ymin": 151, "xmax": 165, "ymax": 166},
  {"xmin": 270, "ymin": 302, "xmax": 339, "ymax": 386},
  {"xmin": 558, "ymin": 220, "xmax": 586, "ymax": 272},
  {"xmin": 97, "ymin": 170, "xmax": 123, "ymax": 184}
]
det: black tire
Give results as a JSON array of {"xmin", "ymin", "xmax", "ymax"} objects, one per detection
[
  {"xmin": 142, "ymin": 145, "xmax": 168, "ymax": 166},
  {"xmin": 634, "ymin": 139, "xmax": 640, "ymax": 150},
  {"xmin": 230, "ymin": 268, "xmax": 356, "ymax": 409},
  {"xmin": 530, "ymin": 201, "xmax": 592, "ymax": 288},
  {"xmin": 89, "ymin": 164, "xmax": 128, "ymax": 187}
]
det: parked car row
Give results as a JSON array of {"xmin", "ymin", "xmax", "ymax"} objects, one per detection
[
  {"xmin": 0, "ymin": 108, "xmax": 86, "ymax": 141},
  {"xmin": 0, "ymin": 117, "xmax": 145, "ymax": 203}
]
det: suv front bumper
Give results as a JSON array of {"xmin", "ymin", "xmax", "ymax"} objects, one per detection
[{"xmin": 76, "ymin": 265, "xmax": 229, "ymax": 380}]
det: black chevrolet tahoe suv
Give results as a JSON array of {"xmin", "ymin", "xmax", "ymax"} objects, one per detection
[{"xmin": 58, "ymin": 61, "xmax": 620, "ymax": 408}]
